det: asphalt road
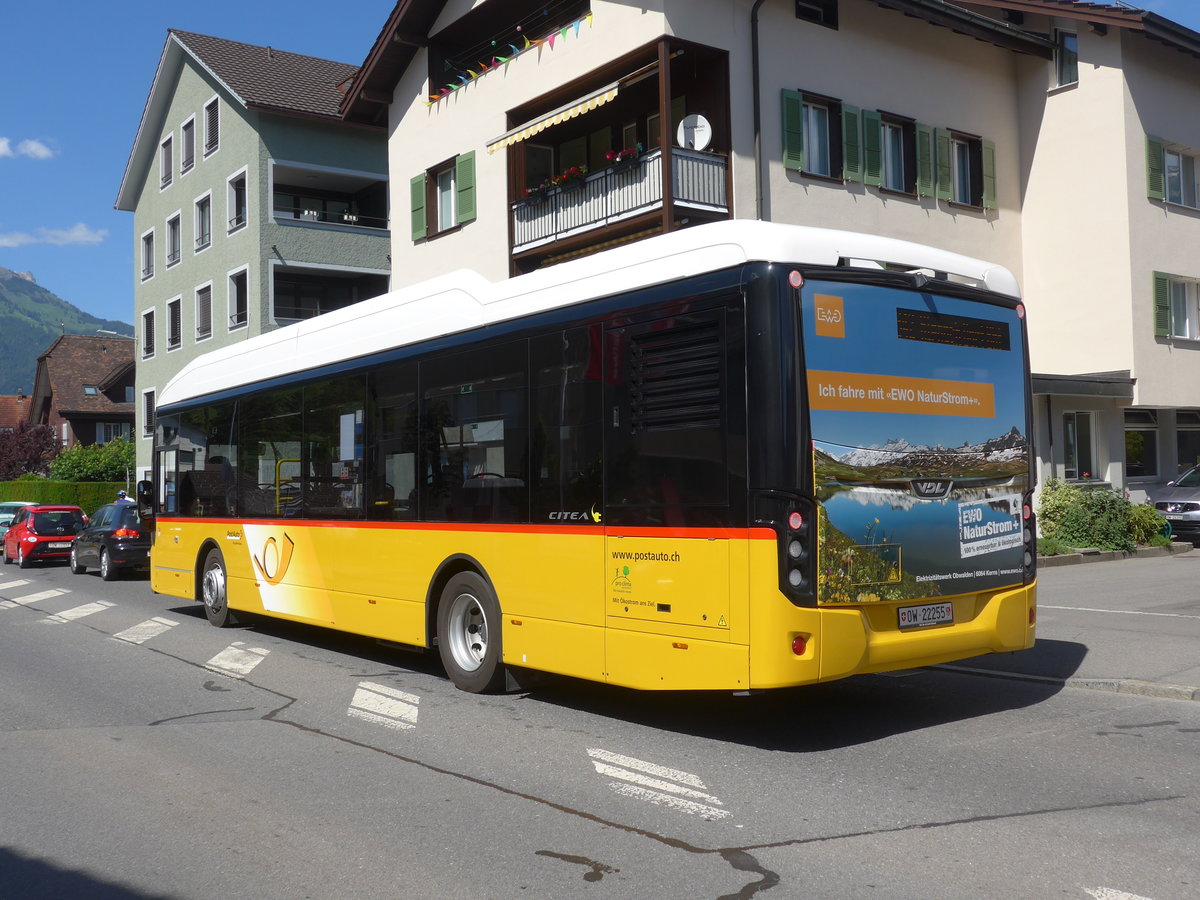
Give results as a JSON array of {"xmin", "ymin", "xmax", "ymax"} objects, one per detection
[{"xmin": 0, "ymin": 558, "xmax": 1196, "ymax": 900}]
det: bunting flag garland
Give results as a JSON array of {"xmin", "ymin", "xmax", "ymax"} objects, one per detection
[{"xmin": 425, "ymin": 12, "xmax": 594, "ymax": 106}]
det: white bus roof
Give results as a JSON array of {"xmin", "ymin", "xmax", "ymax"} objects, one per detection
[{"xmin": 157, "ymin": 219, "xmax": 1020, "ymax": 410}]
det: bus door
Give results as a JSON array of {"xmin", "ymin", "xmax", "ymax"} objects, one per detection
[{"xmin": 602, "ymin": 309, "xmax": 736, "ymax": 637}]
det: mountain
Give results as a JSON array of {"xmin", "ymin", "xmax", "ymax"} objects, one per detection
[{"xmin": 0, "ymin": 267, "xmax": 132, "ymax": 394}]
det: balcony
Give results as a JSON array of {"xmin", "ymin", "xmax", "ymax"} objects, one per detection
[{"xmin": 511, "ymin": 148, "xmax": 728, "ymax": 255}]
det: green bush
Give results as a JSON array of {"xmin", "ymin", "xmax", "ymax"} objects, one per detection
[
  {"xmin": 50, "ymin": 436, "xmax": 135, "ymax": 482},
  {"xmin": 1127, "ymin": 502, "xmax": 1169, "ymax": 545},
  {"xmin": 1036, "ymin": 478, "xmax": 1164, "ymax": 553},
  {"xmin": 0, "ymin": 480, "xmax": 129, "ymax": 516},
  {"xmin": 1037, "ymin": 535, "xmax": 1075, "ymax": 556}
]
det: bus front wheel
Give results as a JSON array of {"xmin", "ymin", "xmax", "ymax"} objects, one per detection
[
  {"xmin": 437, "ymin": 572, "xmax": 505, "ymax": 693},
  {"xmin": 201, "ymin": 548, "xmax": 236, "ymax": 628}
]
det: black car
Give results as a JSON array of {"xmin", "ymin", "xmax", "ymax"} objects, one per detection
[{"xmin": 70, "ymin": 502, "xmax": 150, "ymax": 580}]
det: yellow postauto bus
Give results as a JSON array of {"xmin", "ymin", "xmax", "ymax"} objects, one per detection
[{"xmin": 139, "ymin": 220, "xmax": 1036, "ymax": 693}]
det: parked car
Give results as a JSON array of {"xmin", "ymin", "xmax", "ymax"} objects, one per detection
[
  {"xmin": 0, "ymin": 501, "xmax": 35, "ymax": 541},
  {"xmin": 1149, "ymin": 465, "xmax": 1200, "ymax": 544},
  {"xmin": 70, "ymin": 502, "xmax": 151, "ymax": 580},
  {"xmin": 2, "ymin": 505, "xmax": 87, "ymax": 568}
]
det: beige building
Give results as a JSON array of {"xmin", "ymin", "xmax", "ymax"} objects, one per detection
[{"xmin": 339, "ymin": 0, "xmax": 1200, "ymax": 500}]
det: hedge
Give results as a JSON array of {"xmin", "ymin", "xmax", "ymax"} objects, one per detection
[{"xmin": 0, "ymin": 480, "xmax": 131, "ymax": 516}]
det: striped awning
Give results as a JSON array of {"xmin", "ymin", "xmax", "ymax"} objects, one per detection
[{"xmin": 486, "ymin": 82, "xmax": 619, "ymax": 154}]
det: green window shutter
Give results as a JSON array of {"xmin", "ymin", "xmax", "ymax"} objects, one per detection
[
  {"xmin": 1153, "ymin": 271, "xmax": 1172, "ymax": 337},
  {"xmin": 410, "ymin": 173, "xmax": 427, "ymax": 241},
  {"xmin": 981, "ymin": 139, "xmax": 997, "ymax": 210},
  {"xmin": 935, "ymin": 128, "xmax": 952, "ymax": 201},
  {"xmin": 781, "ymin": 90, "xmax": 804, "ymax": 172},
  {"xmin": 1146, "ymin": 134, "xmax": 1165, "ymax": 200},
  {"xmin": 455, "ymin": 151, "xmax": 476, "ymax": 225},
  {"xmin": 916, "ymin": 124, "xmax": 934, "ymax": 197},
  {"xmin": 862, "ymin": 109, "xmax": 881, "ymax": 187},
  {"xmin": 841, "ymin": 104, "xmax": 862, "ymax": 183}
]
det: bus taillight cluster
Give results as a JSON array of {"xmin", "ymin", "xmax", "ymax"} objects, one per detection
[
  {"xmin": 755, "ymin": 492, "xmax": 816, "ymax": 606},
  {"xmin": 1022, "ymin": 494, "xmax": 1037, "ymax": 585}
]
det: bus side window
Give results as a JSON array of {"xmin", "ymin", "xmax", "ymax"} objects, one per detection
[
  {"xmin": 370, "ymin": 363, "xmax": 417, "ymax": 520},
  {"xmin": 419, "ymin": 341, "xmax": 528, "ymax": 523},
  {"xmin": 530, "ymin": 327, "xmax": 603, "ymax": 522}
]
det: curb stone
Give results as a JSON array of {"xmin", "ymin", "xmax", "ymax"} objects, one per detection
[
  {"xmin": 1037, "ymin": 541, "xmax": 1194, "ymax": 568},
  {"xmin": 940, "ymin": 665, "xmax": 1200, "ymax": 703}
]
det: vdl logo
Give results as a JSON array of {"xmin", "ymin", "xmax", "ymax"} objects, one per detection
[{"xmin": 910, "ymin": 479, "xmax": 953, "ymax": 499}]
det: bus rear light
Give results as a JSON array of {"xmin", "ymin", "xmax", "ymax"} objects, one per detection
[
  {"xmin": 791, "ymin": 635, "xmax": 808, "ymax": 655},
  {"xmin": 1029, "ymin": 607, "xmax": 1036, "ymax": 625},
  {"xmin": 788, "ymin": 569, "xmax": 806, "ymax": 588},
  {"xmin": 788, "ymin": 511, "xmax": 804, "ymax": 531},
  {"xmin": 788, "ymin": 539, "xmax": 804, "ymax": 559}
]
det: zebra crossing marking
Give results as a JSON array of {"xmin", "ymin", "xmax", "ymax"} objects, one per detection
[
  {"xmin": 587, "ymin": 748, "xmax": 730, "ymax": 820},
  {"xmin": 204, "ymin": 642, "xmax": 270, "ymax": 679},
  {"xmin": 46, "ymin": 599, "xmax": 116, "ymax": 623},
  {"xmin": 348, "ymin": 681, "xmax": 420, "ymax": 731},
  {"xmin": 113, "ymin": 617, "xmax": 180, "ymax": 644}
]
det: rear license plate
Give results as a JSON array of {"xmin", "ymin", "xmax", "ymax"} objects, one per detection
[
  {"xmin": 48, "ymin": 542, "xmax": 71, "ymax": 549},
  {"xmin": 898, "ymin": 601, "xmax": 953, "ymax": 629}
]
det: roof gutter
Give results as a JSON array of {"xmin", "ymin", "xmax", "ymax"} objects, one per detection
[{"xmin": 751, "ymin": 0, "xmax": 768, "ymax": 221}]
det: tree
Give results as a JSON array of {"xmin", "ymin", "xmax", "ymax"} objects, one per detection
[
  {"xmin": 0, "ymin": 422, "xmax": 59, "ymax": 481},
  {"xmin": 49, "ymin": 435, "xmax": 135, "ymax": 482}
]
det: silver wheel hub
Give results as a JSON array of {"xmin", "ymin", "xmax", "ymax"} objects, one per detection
[
  {"xmin": 445, "ymin": 592, "xmax": 488, "ymax": 672},
  {"xmin": 202, "ymin": 564, "xmax": 226, "ymax": 614}
]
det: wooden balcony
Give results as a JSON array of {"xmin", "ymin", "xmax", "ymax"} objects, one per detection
[{"xmin": 511, "ymin": 148, "xmax": 728, "ymax": 255}]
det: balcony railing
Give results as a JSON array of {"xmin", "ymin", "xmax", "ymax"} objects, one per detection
[
  {"xmin": 512, "ymin": 148, "xmax": 728, "ymax": 254},
  {"xmin": 274, "ymin": 204, "xmax": 388, "ymax": 230}
]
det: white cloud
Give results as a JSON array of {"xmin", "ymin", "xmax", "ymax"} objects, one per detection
[
  {"xmin": 17, "ymin": 139, "xmax": 54, "ymax": 160},
  {"xmin": 0, "ymin": 223, "xmax": 106, "ymax": 248},
  {"xmin": 0, "ymin": 137, "xmax": 57, "ymax": 160}
]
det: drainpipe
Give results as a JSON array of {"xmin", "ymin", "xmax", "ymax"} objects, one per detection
[{"xmin": 751, "ymin": 0, "xmax": 768, "ymax": 221}]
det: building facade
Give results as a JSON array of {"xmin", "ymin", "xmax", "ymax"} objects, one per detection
[
  {"xmin": 339, "ymin": 0, "xmax": 1200, "ymax": 502},
  {"xmin": 116, "ymin": 31, "xmax": 391, "ymax": 478}
]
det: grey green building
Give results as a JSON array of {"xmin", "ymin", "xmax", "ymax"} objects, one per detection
[{"xmin": 116, "ymin": 30, "xmax": 389, "ymax": 478}]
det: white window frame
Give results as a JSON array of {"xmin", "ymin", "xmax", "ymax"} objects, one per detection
[
  {"xmin": 1170, "ymin": 278, "xmax": 1200, "ymax": 340},
  {"xmin": 951, "ymin": 138, "xmax": 973, "ymax": 205},
  {"xmin": 141, "ymin": 309, "xmax": 156, "ymax": 359},
  {"xmin": 142, "ymin": 388, "xmax": 156, "ymax": 439},
  {"xmin": 802, "ymin": 99, "xmax": 831, "ymax": 177},
  {"xmin": 1165, "ymin": 146, "xmax": 1199, "ymax": 209},
  {"xmin": 159, "ymin": 134, "xmax": 173, "ymax": 189},
  {"xmin": 166, "ymin": 212, "xmax": 182, "ymax": 267},
  {"xmin": 195, "ymin": 281, "xmax": 214, "ymax": 342},
  {"xmin": 181, "ymin": 116, "xmax": 196, "ymax": 174},
  {"xmin": 436, "ymin": 163, "xmax": 456, "ymax": 232},
  {"xmin": 140, "ymin": 228, "xmax": 155, "ymax": 281},
  {"xmin": 1124, "ymin": 409, "xmax": 1159, "ymax": 480},
  {"xmin": 1063, "ymin": 410, "xmax": 1096, "ymax": 480},
  {"xmin": 1055, "ymin": 30, "xmax": 1079, "ymax": 87},
  {"xmin": 882, "ymin": 120, "xmax": 905, "ymax": 192},
  {"xmin": 228, "ymin": 266, "xmax": 249, "ymax": 331},
  {"xmin": 227, "ymin": 167, "xmax": 249, "ymax": 233},
  {"xmin": 194, "ymin": 190, "xmax": 212, "ymax": 252},
  {"xmin": 166, "ymin": 297, "xmax": 182, "ymax": 351},
  {"xmin": 203, "ymin": 96, "xmax": 220, "ymax": 157}
]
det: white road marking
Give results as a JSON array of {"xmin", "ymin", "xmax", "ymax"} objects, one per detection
[
  {"xmin": 607, "ymin": 782, "xmax": 732, "ymax": 820},
  {"xmin": 1, "ymin": 588, "xmax": 68, "ymax": 609},
  {"xmin": 46, "ymin": 600, "xmax": 116, "ymax": 623},
  {"xmin": 1084, "ymin": 888, "xmax": 1156, "ymax": 900},
  {"xmin": 347, "ymin": 681, "xmax": 420, "ymax": 731},
  {"xmin": 0, "ymin": 579, "xmax": 31, "ymax": 591},
  {"xmin": 587, "ymin": 748, "xmax": 729, "ymax": 820},
  {"xmin": 204, "ymin": 642, "xmax": 270, "ymax": 679},
  {"xmin": 1043, "ymin": 605, "xmax": 1200, "ymax": 620},
  {"xmin": 113, "ymin": 617, "xmax": 179, "ymax": 644}
]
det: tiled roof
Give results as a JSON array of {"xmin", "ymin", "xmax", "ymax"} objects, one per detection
[
  {"xmin": 0, "ymin": 394, "xmax": 31, "ymax": 430},
  {"xmin": 36, "ymin": 334, "xmax": 135, "ymax": 417},
  {"xmin": 170, "ymin": 30, "xmax": 360, "ymax": 119}
]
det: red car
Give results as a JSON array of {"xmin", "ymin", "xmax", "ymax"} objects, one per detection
[{"xmin": 2, "ymin": 505, "xmax": 87, "ymax": 569}]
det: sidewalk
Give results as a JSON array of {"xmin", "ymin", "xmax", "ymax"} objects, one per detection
[{"xmin": 942, "ymin": 545, "xmax": 1200, "ymax": 702}]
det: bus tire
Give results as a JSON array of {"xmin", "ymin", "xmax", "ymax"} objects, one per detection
[
  {"xmin": 200, "ymin": 548, "xmax": 236, "ymax": 628},
  {"xmin": 436, "ymin": 571, "xmax": 505, "ymax": 693}
]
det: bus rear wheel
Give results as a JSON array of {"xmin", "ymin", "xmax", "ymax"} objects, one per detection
[
  {"xmin": 201, "ymin": 548, "xmax": 236, "ymax": 628},
  {"xmin": 437, "ymin": 572, "xmax": 505, "ymax": 693}
]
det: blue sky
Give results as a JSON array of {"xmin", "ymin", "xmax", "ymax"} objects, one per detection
[{"xmin": 2, "ymin": 1, "xmax": 1200, "ymax": 327}]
